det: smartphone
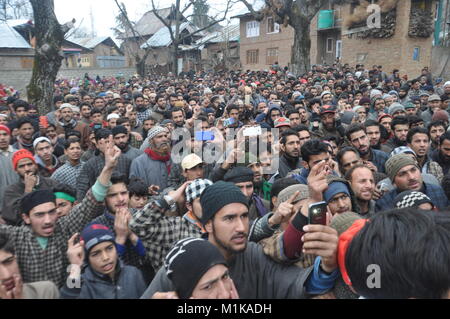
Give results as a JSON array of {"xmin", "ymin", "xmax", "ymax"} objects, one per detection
[
  {"xmin": 223, "ymin": 118, "xmax": 235, "ymax": 127},
  {"xmin": 243, "ymin": 126, "xmax": 262, "ymax": 137},
  {"xmin": 308, "ymin": 201, "xmax": 328, "ymax": 225},
  {"xmin": 195, "ymin": 131, "xmax": 215, "ymax": 141},
  {"xmin": 39, "ymin": 116, "xmax": 49, "ymax": 129}
]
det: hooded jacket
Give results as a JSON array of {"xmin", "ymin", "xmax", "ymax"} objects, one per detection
[
  {"xmin": 255, "ymin": 105, "xmax": 282, "ymax": 128},
  {"xmin": 325, "ymin": 175, "xmax": 362, "ymax": 216},
  {"xmin": 60, "ymin": 260, "xmax": 147, "ymax": 299}
]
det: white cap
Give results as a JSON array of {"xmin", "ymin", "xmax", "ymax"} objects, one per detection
[
  {"xmin": 33, "ymin": 137, "xmax": 51, "ymax": 149},
  {"xmin": 444, "ymin": 81, "xmax": 450, "ymax": 88},
  {"xmin": 59, "ymin": 103, "xmax": 72, "ymax": 111},
  {"xmin": 107, "ymin": 113, "xmax": 120, "ymax": 121}
]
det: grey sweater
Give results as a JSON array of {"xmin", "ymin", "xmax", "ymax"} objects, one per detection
[{"xmin": 141, "ymin": 241, "xmax": 313, "ymax": 299}]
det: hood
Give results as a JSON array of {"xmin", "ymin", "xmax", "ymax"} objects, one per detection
[
  {"xmin": 326, "ymin": 175, "xmax": 361, "ymax": 215},
  {"xmin": 265, "ymin": 105, "xmax": 282, "ymax": 127}
]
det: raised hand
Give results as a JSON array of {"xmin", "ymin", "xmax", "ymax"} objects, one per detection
[
  {"xmin": 307, "ymin": 160, "xmax": 330, "ymax": 202},
  {"xmin": 67, "ymin": 233, "xmax": 85, "ymax": 267},
  {"xmin": 269, "ymin": 191, "xmax": 300, "ymax": 227},
  {"xmin": 114, "ymin": 208, "xmax": 131, "ymax": 245},
  {"xmin": 302, "ymin": 224, "xmax": 339, "ymax": 273},
  {"xmin": 104, "ymin": 136, "xmax": 121, "ymax": 169}
]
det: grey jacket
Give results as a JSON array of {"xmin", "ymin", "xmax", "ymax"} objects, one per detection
[
  {"xmin": 129, "ymin": 153, "xmax": 171, "ymax": 190},
  {"xmin": 121, "ymin": 146, "xmax": 144, "ymax": 162},
  {"xmin": 141, "ymin": 241, "xmax": 313, "ymax": 299},
  {"xmin": 0, "ymin": 150, "xmax": 19, "ymax": 210},
  {"xmin": 60, "ymin": 262, "xmax": 146, "ymax": 299}
]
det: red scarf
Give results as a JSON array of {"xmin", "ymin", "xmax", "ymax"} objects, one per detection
[{"xmin": 145, "ymin": 148, "xmax": 172, "ymax": 174}]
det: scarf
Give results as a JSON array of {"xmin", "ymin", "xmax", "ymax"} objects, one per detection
[
  {"xmin": 251, "ymin": 194, "xmax": 268, "ymax": 217},
  {"xmin": 59, "ymin": 118, "xmax": 77, "ymax": 131},
  {"xmin": 144, "ymin": 148, "xmax": 171, "ymax": 174}
]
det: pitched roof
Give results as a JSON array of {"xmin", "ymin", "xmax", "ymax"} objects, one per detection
[
  {"xmin": 140, "ymin": 22, "xmax": 201, "ymax": 48},
  {"xmin": 68, "ymin": 36, "xmax": 110, "ymax": 49},
  {"xmin": 0, "ymin": 22, "xmax": 32, "ymax": 49},
  {"xmin": 119, "ymin": 7, "xmax": 177, "ymax": 39},
  {"xmin": 197, "ymin": 24, "xmax": 240, "ymax": 45}
]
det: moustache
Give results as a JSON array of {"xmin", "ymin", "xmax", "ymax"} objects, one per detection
[{"xmin": 231, "ymin": 232, "xmax": 248, "ymax": 240}]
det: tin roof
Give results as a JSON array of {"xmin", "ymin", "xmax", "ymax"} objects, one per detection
[
  {"xmin": 0, "ymin": 22, "xmax": 32, "ymax": 49},
  {"xmin": 141, "ymin": 22, "xmax": 201, "ymax": 48}
]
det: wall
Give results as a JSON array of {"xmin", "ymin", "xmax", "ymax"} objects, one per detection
[
  {"xmin": 431, "ymin": 46, "xmax": 450, "ymax": 79},
  {"xmin": 0, "ymin": 67, "xmax": 136, "ymax": 98},
  {"xmin": 239, "ymin": 15, "xmax": 295, "ymax": 70}
]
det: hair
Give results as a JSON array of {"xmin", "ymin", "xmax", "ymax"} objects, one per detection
[
  {"xmin": 406, "ymin": 127, "xmax": 429, "ymax": 144},
  {"xmin": 63, "ymin": 137, "xmax": 81, "ymax": 150},
  {"xmin": 269, "ymin": 177, "xmax": 299, "ymax": 209},
  {"xmin": 171, "ymin": 107, "xmax": 184, "ymax": 116},
  {"xmin": 65, "ymin": 130, "xmax": 82, "ymax": 140},
  {"xmin": 364, "ymin": 119, "xmax": 380, "ymax": 130},
  {"xmin": 391, "ymin": 116, "xmax": 409, "ymax": 130},
  {"xmin": 345, "ymin": 123, "xmax": 366, "ymax": 141},
  {"xmin": 110, "ymin": 173, "xmax": 129, "ymax": 187},
  {"xmin": 227, "ymin": 104, "xmax": 239, "ymax": 113},
  {"xmin": 134, "ymin": 94, "xmax": 144, "ymax": 101},
  {"xmin": 90, "ymin": 108, "xmax": 103, "ymax": 116},
  {"xmin": 322, "ymin": 135, "xmax": 338, "ymax": 145},
  {"xmin": 301, "ymin": 139, "xmax": 330, "ymax": 163},
  {"xmin": 106, "ymin": 106, "xmax": 118, "ymax": 115},
  {"xmin": 439, "ymin": 131, "xmax": 450, "ymax": 145},
  {"xmin": 0, "ymin": 233, "xmax": 15, "ymax": 255},
  {"xmin": 17, "ymin": 117, "xmax": 34, "ymax": 129},
  {"xmin": 292, "ymin": 124, "xmax": 310, "ymax": 135},
  {"xmin": 441, "ymin": 175, "xmax": 450, "ymax": 201},
  {"xmin": 344, "ymin": 163, "xmax": 373, "ymax": 181},
  {"xmin": 280, "ymin": 129, "xmax": 299, "ymax": 145},
  {"xmin": 428, "ymin": 120, "xmax": 447, "ymax": 134},
  {"xmin": 53, "ymin": 183, "xmax": 77, "ymax": 198},
  {"xmin": 117, "ymin": 118, "xmax": 131, "ymax": 127},
  {"xmin": 128, "ymin": 177, "xmax": 149, "ymax": 197},
  {"xmin": 346, "ymin": 208, "xmax": 450, "ymax": 299},
  {"xmin": 336, "ymin": 146, "xmax": 360, "ymax": 169},
  {"xmin": 80, "ymin": 102, "xmax": 92, "ymax": 110},
  {"xmin": 94, "ymin": 128, "xmax": 112, "ymax": 141},
  {"xmin": 13, "ymin": 100, "xmax": 29, "ymax": 111},
  {"xmin": 286, "ymin": 109, "xmax": 300, "ymax": 118}
]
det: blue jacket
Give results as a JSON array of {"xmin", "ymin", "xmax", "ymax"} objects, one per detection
[
  {"xmin": 376, "ymin": 182, "xmax": 449, "ymax": 212},
  {"xmin": 60, "ymin": 261, "xmax": 147, "ymax": 299}
]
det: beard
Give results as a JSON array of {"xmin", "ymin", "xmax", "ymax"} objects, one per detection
[
  {"xmin": 117, "ymin": 142, "xmax": 128, "ymax": 151},
  {"xmin": 211, "ymin": 223, "xmax": 248, "ymax": 256}
]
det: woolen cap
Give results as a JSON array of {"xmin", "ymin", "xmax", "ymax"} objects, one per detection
[
  {"xmin": 20, "ymin": 190, "xmax": 55, "ymax": 215},
  {"xmin": 330, "ymin": 212, "xmax": 362, "ymax": 236},
  {"xmin": 276, "ymin": 184, "xmax": 308, "ymax": 207},
  {"xmin": 224, "ymin": 166, "xmax": 254, "ymax": 184},
  {"xmin": 388, "ymin": 103, "xmax": 405, "ymax": 116},
  {"xmin": 385, "ymin": 153, "xmax": 418, "ymax": 181},
  {"xmin": 164, "ymin": 238, "xmax": 227, "ymax": 299},
  {"xmin": 428, "ymin": 94, "xmax": 441, "ymax": 102},
  {"xmin": 147, "ymin": 126, "xmax": 166, "ymax": 140},
  {"xmin": 200, "ymin": 181, "xmax": 249, "ymax": 226},
  {"xmin": 393, "ymin": 190, "xmax": 434, "ymax": 209}
]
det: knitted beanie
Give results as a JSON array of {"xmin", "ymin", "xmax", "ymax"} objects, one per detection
[
  {"xmin": 111, "ymin": 125, "xmax": 128, "ymax": 137},
  {"xmin": 330, "ymin": 212, "xmax": 362, "ymax": 236},
  {"xmin": 147, "ymin": 126, "xmax": 166, "ymax": 140},
  {"xmin": 385, "ymin": 153, "xmax": 418, "ymax": 182},
  {"xmin": 276, "ymin": 184, "xmax": 309, "ymax": 206},
  {"xmin": 12, "ymin": 149, "xmax": 35, "ymax": 170},
  {"xmin": 388, "ymin": 103, "xmax": 405, "ymax": 116},
  {"xmin": 80, "ymin": 223, "xmax": 115, "ymax": 254},
  {"xmin": 393, "ymin": 190, "xmax": 434, "ymax": 209},
  {"xmin": 0, "ymin": 125, "xmax": 11, "ymax": 135},
  {"xmin": 20, "ymin": 190, "xmax": 55, "ymax": 215},
  {"xmin": 432, "ymin": 110, "xmax": 449, "ymax": 122},
  {"xmin": 200, "ymin": 181, "xmax": 249, "ymax": 225},
  {"xmin": 324, "ymin": 182, "xmax": 351, "ymax": 203},
  {"xmin": 164, "ymin": 238, "xmax": 227, "ymax": 299}
]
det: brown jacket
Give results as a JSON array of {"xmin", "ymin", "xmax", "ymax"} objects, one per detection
[{"xmin": 55, "ymin": 121, "xmax": 90, "ymax": 150}]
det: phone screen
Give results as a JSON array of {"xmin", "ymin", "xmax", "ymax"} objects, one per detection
[{"xmin": 308, "ymin": 202, "xmax": 327, "ymax": 225}]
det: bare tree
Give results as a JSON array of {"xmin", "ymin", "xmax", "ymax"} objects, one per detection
[
  {"xmin": 0, "ymin": 0, "xmax": 32, "ymax": 21},
  {"xmin": 239, "ymin": 0, "xmax": 329, "ymax": 75},
  {"xmin": 112, "ymin": 0, "xmax": 153, "ymax": 77},
  {"xmin": 150, "ymin": 0, "xmax": 234, "ymax": 74},
  {"xmin": 26, "ymin": 0, "xmax": 74, "ymax": 115}
]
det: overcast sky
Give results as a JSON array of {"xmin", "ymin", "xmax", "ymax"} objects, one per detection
[{"xmin": 53, "ymin": 0, "xmax": 260, "ymax": 41}]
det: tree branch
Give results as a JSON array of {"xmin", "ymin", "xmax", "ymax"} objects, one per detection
[
  {"xmin": 151, "ymin": 0, "xmax": 175, "ymax": 41},
  {"xmin": 239, "ymin": 0, "xmax": 263, "ymax": 20}
]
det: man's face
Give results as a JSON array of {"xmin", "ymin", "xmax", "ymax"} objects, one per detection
[
  {"xmin": 35, "ymin": 142, "xmax": 54, "ymax": 163},
  {"xmin": 22, "ymin": 202, "xmax": 58, "ymax": 237},
  {"xmin": 0, "ymin": 131, "xmax": 10, "ymax": 150},
  {"xmin": 81, "ymin": 106, "xmax": 91, "ymax": 118},
  {"xmin": 55, "ymin": 198, "xmax": 73, "ymax": 217},
  {"xmin": 91, "ymin": 113, "xmax": 103, "ymax": 124},
  {"xmin": 169, "ymin": 97, "xmax": 178, "ymax": 106},
  {"xmin": 229, "ymin": 109, "xmax": 239, "ymax": 121},
  {"xmin": 393, "ymin": 110, "xmax": 406, "ymax": 118},
  {"xmin": 157, "ymin": 98, "xmax": 166, "ymax": 108},
  {"xmin": 172, "ymin": 111, "xmax": 185, "ymax": 126},
  {"xmin": 321, "ymin": 113, "xmax": 336, "ymax": 130},
  {"xmin": 393, "ymin": 124, "xmax": 409, "ymax": 142},
  {"xmin": 19, "ymin": 123, "xmax": 34, "ymax": 140},
  {"xmin": 15, "ymin": 107, "xmax": 27, "ymax": 118},
  {"xmin": 306, "ymin": 152, "xmax": 331, "ymax": 170},
  {"xmin": 327, "ymin": 192, "xmax": 352, "ymax": 215},
  {"xmin": 182, "ymin": 164, "xmax": 204, "ymax": 181},
  {"xmin": 430, "ymin": 125, "xmax": 446, "ymax": 145},
  {"xmin": 88, "ymin": 241, "xmax": 118, "ymax": 278},
  {"xmin": 0, "ymin": 249, "xmax": 21, "ymax": 293},
  {"xmin": 151, "ymin": 131, "xmax": 170, "ymax": 153},
  {"xmin": 108, "ymin": 118, "xmax": 118, "ymax": 129},
  {"xmin": 15, "ymin": 158, "xmax": 37, "ymax": 178},
  {"xmin": 288, "ymin": 112, "xmax": 301, "ymax": 127},
  {"xmin": 408, "ymin": 133, "xmax": 429, "ymax": 158},
  {"xmin": 94, "ymin": 98, "xmax": 105, "ymax": 109},
  {"xmin": 83, "ymin": 96, "xmax": 92, "ymax": 104},
  {"xmin": 380, "ymin": 117, "xmax": 392, "ymax": 133},
  {"xmin": 298, "ymin": 130, "xmax": 311, "ymax": 148},
  {"xmin": 135, "ymin": 97, "xmax": 145, "ymax": 108},
  {"xmin": 282, "ymin": 135, "xmax": 300, "ymax": 158},
  {"xmin": 128, "ymin": 111, "xmax": 137, "ymax": 123},
  {"xmin": 349, "ymin": 130, "xmax": 370, "ymax": 156},
  {"xmin": 298, "ymin": 108, "xmax": 309, "ymax": 123},
  {"xmin": 366, "ymin": 125, "xmax": 381, "ymax": 147},
  {"xmin": 340, "ymin": 151, "xmax": 361, "ymax": 175},
  {"xmin": 350, "ymin": 167, "xmax": 374, "ymax": 202},
  {"xmin": 235, "ymin": 181, "xmax": 254, "ymax": 200},
  {"xmin": 105, "ymin": 183, "xmax": 129, "ymax": 214},
  {"xmin": 394, "ymin": 164, "xmax": 422, "ymax": 191},
  {"xmin": 61, "ymin": 108, "xmax": 73, "ymax": 122},
  {"xmin": 322, "ymin": 94, "xmax": 333, "ymax": 104},
  {"xmin": 191, "ymin": 264, "xmax": 234, "ymax": 299},
  {"xmin": 129, "ymin": 194, "xmax": 148, "ymax": 210},
  {"xmin": 248, "ymin": 163, "xmax": 263, "ymax": 183},
  {"xmin": 113, "ymin": 133, "xmax": 129, "ymax": 151},
  {"xmin": 206, "ymin": 203, "xmax": 249, "ymax": 257},
  {"xmin": 405, "ymin": 107, "xmax": 417, "ymax": 116}
]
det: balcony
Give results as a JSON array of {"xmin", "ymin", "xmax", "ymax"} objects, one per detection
[{"xmin": 317, "ymin": 10, "xmax": 342, "ymax": 31}]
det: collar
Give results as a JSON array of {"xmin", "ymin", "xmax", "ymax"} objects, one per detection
[
  {"xmin": 183, "ymin": 211, "xmax": 206, "ymax": 233},
  {"xmin": 0, "ymin": 145, "xmax": 14, "ymax": 156}
]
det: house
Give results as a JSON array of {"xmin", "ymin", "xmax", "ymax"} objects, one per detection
[
  {"xmin": 0, "ymin": 21, "xmax": 35, "ymax": 70},
  {"xmin": 67, "ymin": 36, "xmax": 125, "ymax": 68},
  {"xmin": 197, "ymin": 24, "xmax": 241, "ymax": 71},
  {"xmin": 235, "ymin": 0, "xmax": 450, "ymax": 78}
]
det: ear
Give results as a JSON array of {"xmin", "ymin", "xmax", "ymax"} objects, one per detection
[
  {"xmin": 280, "ymin": 143, "xmax": 286, "ymax": 153},
  {"xmin": 204, "ymin": 219, "xmax": 213, "ymax": 234},
  {"xmin": 22, "ymin": 213, "xmax": 31, "ymax": 225},
  {"xmin": 186, "ymin": 202, "xmax": 192, "ymax": 212}
]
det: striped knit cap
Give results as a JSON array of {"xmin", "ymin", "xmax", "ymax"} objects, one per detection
[{"xmin": 385, "ymin": 153, "xmax": 418, "ymax": 182}]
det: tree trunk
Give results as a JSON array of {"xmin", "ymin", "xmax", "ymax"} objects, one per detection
[
  {"xmin": 172, "ymin": 43, "xmax": 179, "ymax": 75},
  {"xmin": 291, "ymin": 19, "xmax": 312, "ymax": 76},
  {"xmin": 27, "ymin": 0, "xmax": 65, "ymax": 115},
  {"xmin": 135, "ymin": 57, "xmax": 146, "ymax": 78}
]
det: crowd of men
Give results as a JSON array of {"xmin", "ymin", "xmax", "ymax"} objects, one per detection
[{"xmin": 1, "ymin": 63, "xmax": 450, "ymax": 299}]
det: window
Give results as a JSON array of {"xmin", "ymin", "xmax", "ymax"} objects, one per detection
[
  {"xmin": 246, "ymin": 21, "xmax": 260, "ymax": 38},
  {"xmin": 336, "ymin": 40, "xmax": 342, "ymax": 59},
  {"xmin": 246, "ymin": 50, "xmax": 259, "ymax": 64},
  {"xmin": 266, "ymin": 48, "xmax": 279, "ymax": 65},
  {"xmin": 267, "ymin": 16, "xmax": 280, "ymax": 34},
  {"xmin": 413, "ymin": 47, "xmax": 420, "ymax": 61},
  {"xmin": 326, "ymin": 38, "xmax": 334, "ymax": 53}
]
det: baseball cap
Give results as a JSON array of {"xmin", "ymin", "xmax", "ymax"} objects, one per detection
[
  {"xmin": 320, "ymin": 104, "xmax": 337, "ymax": 115},
  {"xmin": 181, "ymin": 154, "xmax": 204, "ymax": 170},
  {"xmin": 274, "ymin": 117, "xmax": 291, "ymax": 128},
  {"xmin": 428, "ymin": 94, "xmax": 441, "ymax": 102}
]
